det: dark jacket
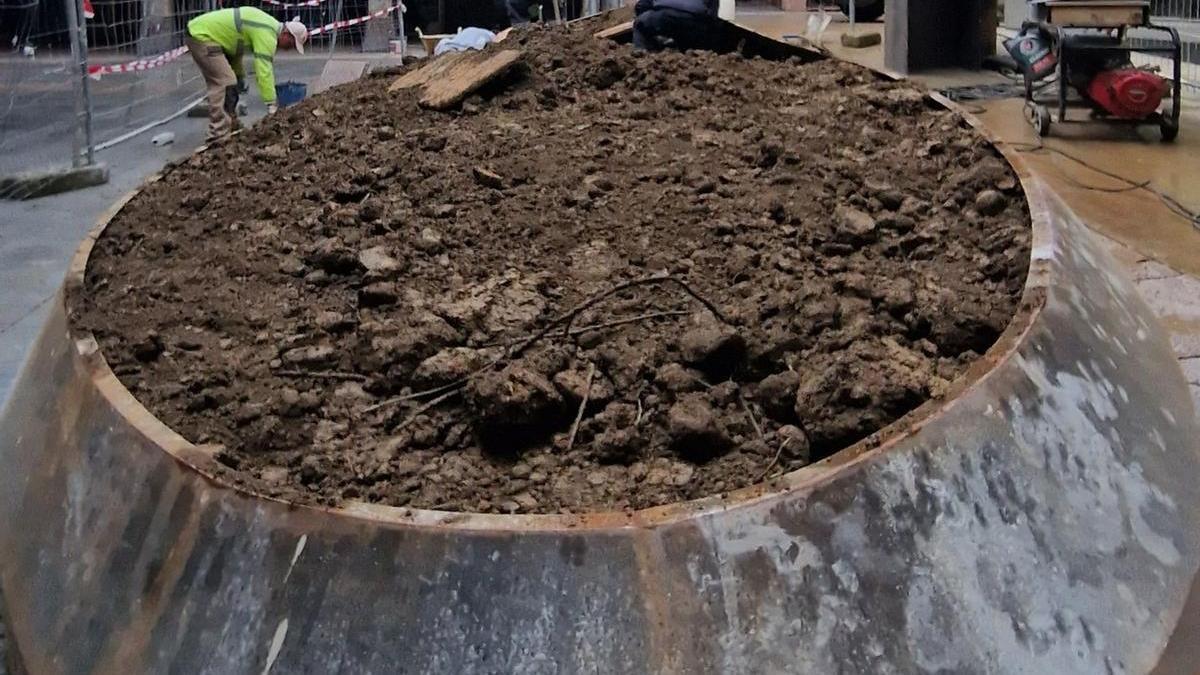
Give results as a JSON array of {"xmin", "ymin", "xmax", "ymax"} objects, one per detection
[{"xmin": 636, "ymin": 0, "xmax": 717, "ymax": 17}]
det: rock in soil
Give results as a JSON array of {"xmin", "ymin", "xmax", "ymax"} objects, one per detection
[{"xmin": 73, "ymin": 22, "xmax": 1031, "ymax": 514}]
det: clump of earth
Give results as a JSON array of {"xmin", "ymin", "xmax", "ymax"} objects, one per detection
[{"xmin": 73, "ymin": 22, "xmax": 1031, "ymax": 514}]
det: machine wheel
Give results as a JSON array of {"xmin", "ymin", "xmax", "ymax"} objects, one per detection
[
  {"xmin": 837, "ymin": 0, "xmax": 885, "ymax": 22},
  {"xmin": 1032, "ymin": 105, "xmax": 1052, "ymax": 137},
  {"xmin": 1160, "ymin": 101, "xmax": 1179, "ymax": 143}
]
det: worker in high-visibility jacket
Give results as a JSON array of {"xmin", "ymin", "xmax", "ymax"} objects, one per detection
[{"xmin": 185, "ymin": 7, "xmax": 308, "ymax": 140}]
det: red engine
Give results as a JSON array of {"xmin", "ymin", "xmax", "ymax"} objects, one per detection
[{"xmin": 1087, "ymin": 68, "xmax": 1170, "ymax": 119}]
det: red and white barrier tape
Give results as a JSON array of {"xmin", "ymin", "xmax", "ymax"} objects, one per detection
[
  {"xmin": 310, "ymin": 3, "xmax": 402, "ymax": 35},
  {"xmin": 262, "ymin": 0, "xmax": 327, "ymax": 7},
  {"xmin": 87, "ymin": 3, "xmax": 403, "ymax": 78},
  {"xmin": 88, "ymin": 45, "xmax": 188, "ymax": 77}
]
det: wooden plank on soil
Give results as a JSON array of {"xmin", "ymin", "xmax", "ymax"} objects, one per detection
[
  {"xmin": 388, "ymin": 51, "xmax": 468, "ymax": 92},
  {"xmin": 594, "ymin": 20, "xmax": 633, "ymax": 41},
  {"xmin": 418, "ymin": 49, "xmax": 523, "ymax": 111}
]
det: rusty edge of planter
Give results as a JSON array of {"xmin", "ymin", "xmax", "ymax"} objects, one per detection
[{"xmin": 57, "ymin": 87, "xmax": 1060, "ymax": 536}]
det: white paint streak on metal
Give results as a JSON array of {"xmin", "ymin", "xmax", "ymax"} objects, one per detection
[
  {"xmin": 261, "ymin": 617, "xmax": 289, "ymax": 675},
  {"xmin": 283, "ymin": 534, "xmax": 307, "ymax": 584}
]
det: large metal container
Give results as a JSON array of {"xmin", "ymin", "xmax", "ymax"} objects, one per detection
[{"xmin": 0, "ymin": 102, "xmax": 1197, "ymax": 673}]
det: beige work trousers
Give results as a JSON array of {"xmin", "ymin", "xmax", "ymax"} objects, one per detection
[{"xmin": 186, "ymin": 37, "xmax": 237, "ymax": 139}]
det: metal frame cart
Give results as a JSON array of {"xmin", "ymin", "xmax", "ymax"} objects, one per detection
[{"xmin": 1021, "ymin": 0, "xmax": 1182, "ymax": 141}]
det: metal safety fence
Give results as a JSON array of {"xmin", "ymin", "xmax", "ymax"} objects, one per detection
[
  {"xmin": 1, "ymin": 0, "xmax": 403, "ymax": 197},
  {"xmin": 1135, "ymin": 0, "xmax": 1200, "ymax": 93}
]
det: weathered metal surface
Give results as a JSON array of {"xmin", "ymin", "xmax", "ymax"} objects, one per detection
[{"xmin": 1, "ymin": 170, "xmax": 1198, "ymax": 671}]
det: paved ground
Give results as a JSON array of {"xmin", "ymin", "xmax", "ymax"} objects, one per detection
[{"xmin": 0, "ymin": 101, "xmax": 222, "ymax": 408}]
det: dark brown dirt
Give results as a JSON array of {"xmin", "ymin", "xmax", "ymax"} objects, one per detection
[{"xmin": 72, "ymin": 24, "xmax": 1032, "ymax": 514}]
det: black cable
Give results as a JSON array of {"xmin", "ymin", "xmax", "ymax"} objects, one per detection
[{"xmin": 1010, "ymin": 140, "xmax": 1200, "ymax": 230}]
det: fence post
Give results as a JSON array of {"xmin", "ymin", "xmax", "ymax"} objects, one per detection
[{"xmin": 66, "ymin": 0, "xmax": 96, "ymax": 167}]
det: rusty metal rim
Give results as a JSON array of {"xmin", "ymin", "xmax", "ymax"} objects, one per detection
[{"xmin": 62, "ymin": 87, "xmax": 1055, "ymax": 533}]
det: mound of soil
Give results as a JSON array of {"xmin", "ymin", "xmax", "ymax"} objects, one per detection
[{"xmin": 73, "ymin": 24, "xmax": 1031, "ymax": 514}]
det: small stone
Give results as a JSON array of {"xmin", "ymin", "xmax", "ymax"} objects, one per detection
[
  {"xmin": 655, "ymin": 363, "xmax": 703, "ymax": 393},
  {"xmin": 511, "ymin": 462, "xmax": 532, "ymax": 478},
  {"xmin": 316, "ymin": 311, "xmax": 355, "ymax": 333},
  {"xmin": 644, "ymin": 466, "xmax": 671, "ymax": 485},
  {"xmin": 677, "ymin": 324, "xmax": 745, "ymax": 378},
  {"xmin": 587, "ymin": 470, "xmax": 607, "ymax": 486},
  {"xmin": 472, "ymin": 166, "xmax": 504, "ymax": 189},
  {"xmin": 359, "ymin": 282, "xmax": 399, "ymax": 307},
  {"xmin": 499, "ymin": 499, "xmax": 521, "ymax": 514},
  {"xmin": 132, "ymin": 332, "xmax": 165, "ymax": 362},
  {"xmin": 420, "ymin": 135, "xmax": 448, "ymax": 152},
  {"xmin": 756, "ymin": 371, "xmax": 800, "ymax": 421},
  {"xmin": 277, "ymin": 388, "xmax": 302, "ymax": 417},
  {"xmin": 376, "ymin": 125, "xmax": 395, "ymax": 141},
  {"xmin": 260, "ymin": 465, "xmax": 289, "ymax": 484},
  {"xmin": 411, "ymin": 424, "xmax": 439, "ymax": 448},
  {"xmin": 529, "ymin": 470, "xmax": 548, "ymax": 484},
  {"xmin": 414, "ymin": 228, "xmax": 444, "ymax": 252},
  {"xmin": 299, "ymin": 456, "xmax": 323, "ymax": 484},
  {"xmin": 553, "ymin": 367, "xmax": 614, "ymax": 406},
  {"xmin": 233, "ymin": 402, "xmax": 265, "ymax": 425},
  {"xmin": 778, "ymin": 425, "xmax": 812, "ymax": 463},
  {"xmin": 306, "ymin": 239, "xmax": 359, "ymax": 275},
  {"xmin": 358, "ymin": 246, "xmax": 402, "ymax": 276},
  {"xmin": 281, "ymin": 344, "xmax": 336, "ymax": 367},
  {"xmin": 877, "ymin": 189, "xmax": 905, "ymax": 210},
  {"xmin": 413, "ymin": 348, "xmax": 487, "ymax": 388},
  {"xmin": 667, "ymin": 394, "xmax": 733, "ymax": 461},
  {"xmin": 975, "ymin": 189, "xmax": 1008, "ymax": 217},
  {"xmin": 629, "ymin": 462, "xmax": 648, "ymax": 481},
  {"xmin": 513, "ymin": 492, "xmax": 539, "ymax": 510},
  {"xmin": 297, "ymin": 391, "xmax": 321, "ymax": 412},
  {"xmin": 835, "ymin": 205, "xmax": 877, "ymax": 242},
  {"xmin": 258, "ymin": 143, "xmax": 287, "ymax": 160},
  {"xmin": 669, "ymin": 462, "xmax": 695, "ymax": 486}
]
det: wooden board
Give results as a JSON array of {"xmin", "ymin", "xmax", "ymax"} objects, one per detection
[
  {"xmin": 594, "ymin": 20, "xmax": 633, "ymax": 41},
  {"xmin": 387, "ymin": 51, "xmax": 468, "ymax": 92},
  {"xmin": 419, "ymin": 49, "xmax": 523, "ymax": 111},
  {"xmin": 1047, "ymin": 3, "xmax": 1146, "ymax": 26}
]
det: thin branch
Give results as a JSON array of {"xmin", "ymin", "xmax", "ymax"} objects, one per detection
[
  {"xmin": 361, "ymin": 276, "xmax": 728, "ymax": 414},
  {"xmin": 756, "ymin": 438, "xmax": 790, "ymax": 483},
  {"xmin": 274, "ymin": 369, "xmax": 366, "ymax": 382},
  {"xmin": 738, "ymin": 391, "xmax": 765, "ymax": 443},
  {"xmin": 480, "ymin": 310, "xmax": 689, "ymax": 348},
  {"xmin": 552, "ymin": 273, "xmax": 729, "ymax": 338},
  {"xmin": 570, "ymin": 310, "xmax": 691, "ymax": 337},
  {"xmin": 566, "ymin": 363, "xmax": 596, "ymax": 452},
  {"xmin": 363, "ymin": 380, "xmax": 462, "ymax": 413},
  {"xmin": 392, "ymin": 388, "xmax": 461, "ymax": 433}
]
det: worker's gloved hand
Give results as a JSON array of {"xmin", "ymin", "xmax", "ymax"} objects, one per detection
[
  {"xmin": 236, "ymin": 76, "xmax": 248, "ymax": 93},
  {"xmin": 267, "ymin": 103, "xmax": 279, "ymax": 115}
]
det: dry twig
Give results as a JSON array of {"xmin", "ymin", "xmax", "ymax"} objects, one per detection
[
  {"xmin": 363, "ymin": 275, "xmax": 729, "ymax": 414},
  {"xmin": 738, "ymin": 391, "xmax": 765, "ymax": 443},
  {"xmin": 482, "ymin": 310, "xmax": 689, "ymax": 348},
  {"xmin": 275, "ymin": 369, "xmax": 366, "ymax": 382},
  {"xmin": 565, "ymin": 363, "xmax": 596, "ymax": 452},
  {"xmin": 756, "ymin": 438, "xmax": 790, "ymax": 483},
  {"xmin": 392, "ymin": 388, "xmax": 462, "ymax": 433}
]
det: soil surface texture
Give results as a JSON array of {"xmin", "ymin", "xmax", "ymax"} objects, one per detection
[{"xmin": 74, "ymin": 24, "xmax": 1031, "ymax": 514}]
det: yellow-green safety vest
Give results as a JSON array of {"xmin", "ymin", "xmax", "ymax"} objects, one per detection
[{"xmin": 188, "ymin": 7, "xmax": 281, "ymax": 104}]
